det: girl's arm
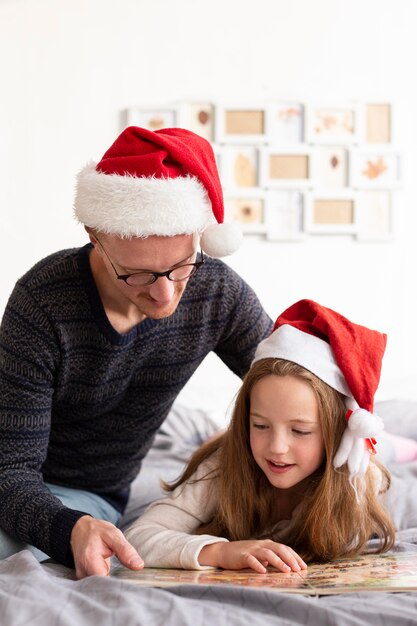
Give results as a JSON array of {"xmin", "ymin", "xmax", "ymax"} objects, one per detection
[
  {"xmin": 125, "ymin": 453, "xmax": 306, "ymax": 572},
  {"xmin": 124, "ymin": 454, "xmax": 229, "ymax": 570}
]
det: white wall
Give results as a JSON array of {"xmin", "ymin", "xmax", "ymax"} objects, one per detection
[{"xmin": 1, "ymin": 0, "xmax": 417, "ymax": 419}]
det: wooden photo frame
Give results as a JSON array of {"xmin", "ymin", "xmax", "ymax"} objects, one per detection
[
  {"xmin": 306, "ymin": 103, "xmax": 360, "ymax": 144},
  {"xmin": 264, "ymin": 190, "xmax": 305, "ymax": 241},
  {"xmin": 179, "ymin": 102, "xmax": 215, "ymax": 141},
  {"xmin": 349, "ymin": 147, "xmax": 401, "ymax": 189},
  {"xmin": 125, "ymin": 106, "xmax": 179, "ymax": 131},
  {"xmin": 366, "ymin": 103, "xmax": 392, "ymax": 144},
  {"xmin": 267, "ymin": 102, "xmax": 305, "ymax": 145},
  {"xmin": 224, "ymin": 193, "xmax": 267, "ymax": 234},
  {"xmin": 260, "ymin": 147, "xmax": 312, "ymax": 189},
  {"xmin": 356, "ymin": 191, "xmax": 393, "ymax": 241},
  {"xmin": 305, "ymin": 191, "xmax": 357, "ymax": 234},
  {"xmin": 215, "ymin": 104, "xmax": 268, "ymax": 144}
]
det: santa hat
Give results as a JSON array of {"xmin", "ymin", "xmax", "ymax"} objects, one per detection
[
  {"xmin": 252, "ymin": 299, "xmax": 387, "ymax": 479},
  {"xmin": 73, "ymin": 126, "xmax": 242, "ymax": 258}
]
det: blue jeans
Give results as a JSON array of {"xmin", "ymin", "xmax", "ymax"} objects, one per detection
[{"xmin": 0, "ymin": 483, "xmax": 121, "ymax": 561}]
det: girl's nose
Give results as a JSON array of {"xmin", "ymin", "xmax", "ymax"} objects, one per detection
[{"xmin": 269, "ymin": 433, "xmax": 290, "ymax": 455}]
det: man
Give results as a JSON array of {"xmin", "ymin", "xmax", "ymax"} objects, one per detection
[{"xmin": 0, "ymin": 126, "xmax": 273, "ymax": 578}]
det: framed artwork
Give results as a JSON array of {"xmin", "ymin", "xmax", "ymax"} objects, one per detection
[
  {"xmin": 349, "ymin": 147, "xmax": 401, "ymax": 189},
  {"xmin": 313, "ymin": 146, "xmax": 349, "ymax": 188},
  {"xmin": 215, "ymin": 104, "xmax": 268, "ymax": 144},
  {"xmin": 125, "ymin": 106, "xmax": 179, "ymax": 131},
  {"xmin": 305, "ymin": 192, "xmax": 357, "ymax": 234},
  {"xmin": 366, "ymin": 103, "xmax": 392, "ymax": 144},
  {"xmin": 356, "ymin": 191, "xmax": 393, "ymax": 241},
  {"xmin": 260, "ymin": 147, "xmax": 312, "ymax": 188},
  {"xmin": 264, "ymin": 190, "xmax": 305, "ymax": 241},
  {"xmin": 267, "ymin": 102, "xmax": 305, "ymax": 145},
  {"xmin": 224, "ymin": 194, "xmax": 267, "ymax": 234},
  {"xmin": 306, "ymin": 104, "xmax": 360, "ymax": 144},
  {"xmin": 218, "ymin": 145, "xmax": 259, "ymax": 189},
  {"xmin": 179, "ymin": 102, "xmax": 215, "ymax": 141}
]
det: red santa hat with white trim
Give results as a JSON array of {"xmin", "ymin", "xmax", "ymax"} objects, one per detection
[
  {"xmin": 73, "ymin": 126, "xmax": 242, "ymax": 258},
  {"xmin": 252, "ymin": 299, "xmax": 387, "ymax": 479}
]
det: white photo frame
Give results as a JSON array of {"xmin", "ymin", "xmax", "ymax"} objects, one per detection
[
  {"xmin": 356, "ymin": 190, "xmax": 394, "ymax": 241},
  {"xmin": 312, "ymin": 146, "xmax": 349, "ymax": 188},
  {"xmin": 125, "ymin": 106, "xmax": 179, "ymax": 131},
  {"xmin": 349, "ymin": 147, "xmax": 401, "ymax": 189},
  {"xmin": 224, "ymin": 192, "xmax": 267, "ymax": 234},
  {"xmin": 267, "ymin": 102, "xmax": 305, "ymax": 145},
  {"xmin": 260, "ymin": 146, "xmax": 313, "ymax": 189},
  {"xmin": 178, "ymin": 102, "xmax": 215, "ymax": 142},
  {"xmin": 305, "ymin": 191, "xmax": 357, "ymax": 234},
  {"xmin": 215, "ymin": 104, "xmax": 268, "ymax": 144},
  {"xmin": 264, "ymin": 190, "xmax": 305, "ymax": 241},
  {"xmin": 218, "ymin": 145, "xmax": 260, "ymax": 190},
  {"xmin": 306, "ymin": 103, "xmax": 361, "ymax": 144}
]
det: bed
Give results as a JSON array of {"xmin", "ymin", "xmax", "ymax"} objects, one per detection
[{"xmin": 1, "ymin": 401, "xmax": 417, "ymax": 625}]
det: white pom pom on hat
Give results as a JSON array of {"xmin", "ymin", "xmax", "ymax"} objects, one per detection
[{"xmin": 73, "ymin": 126, "xmax": 242, "ymax": 258}]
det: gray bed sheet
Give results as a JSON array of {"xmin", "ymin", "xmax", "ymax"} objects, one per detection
[{"xmin": 1, "ymin": 401, "xmax": 417, "ymax": 626}]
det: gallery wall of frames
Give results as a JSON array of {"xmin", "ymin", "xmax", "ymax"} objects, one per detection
[{"xmin": 125, "ymin": 102, "xmax": 400, "ymax": 242}]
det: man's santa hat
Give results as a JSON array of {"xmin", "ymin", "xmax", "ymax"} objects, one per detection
[
  {"xmin": 252, "ymin": 299, "xmax": 387, "ymax": 479},
  {"xmin": 73, "ymin": 126, "xmax": 242, "ymax": 258}
]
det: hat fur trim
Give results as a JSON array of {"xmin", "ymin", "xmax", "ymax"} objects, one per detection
[
  {"xmin": 252, "ymin": 324, "xmax": 353, "ymax": 399},
  {"xmin": 74, "ymin": 162, "xmax": 213, "ymax": 238}
]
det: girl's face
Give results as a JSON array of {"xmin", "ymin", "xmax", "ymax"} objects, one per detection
[{"xmin": 249, "ymin": 374, "xmax": 325, "ymax": 492}]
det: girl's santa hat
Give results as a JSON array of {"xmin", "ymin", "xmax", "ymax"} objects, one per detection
[
  {"xmin": 252, "ymin": 299, "xmax": 387, "ymax": 479},
  {"xmin": 74, "ymin": 126, "xmax": 242, "ymax": 258}
]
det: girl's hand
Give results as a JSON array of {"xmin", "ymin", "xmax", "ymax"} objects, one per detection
[{"xmin": 199, "ymin": 540, "xmax": 307, "ymax": 574}]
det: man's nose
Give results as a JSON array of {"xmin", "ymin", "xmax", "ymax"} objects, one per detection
[{"xmin": 148, "ymin": 276, "xmax": 175, "ymax": 302}]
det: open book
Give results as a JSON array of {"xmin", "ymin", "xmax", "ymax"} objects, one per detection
[{"xmin": 112, "ymin": 551, "xmax": 417, "ymax": 595}]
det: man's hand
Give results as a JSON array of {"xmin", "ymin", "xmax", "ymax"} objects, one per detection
[
  {"xmin": 70, "ymin": 515, "xmax": 144, "ymax": 579},
  {"xmin": 198, "ymin": 539, "xmax": 307, "ymax": 574}
]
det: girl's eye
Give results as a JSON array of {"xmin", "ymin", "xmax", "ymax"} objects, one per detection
[
  {"xmin": 253, "ymin": 423, "xmax": 268, "ymax": 430},
  {"xmin": 292, "ymin": 429, "xmax": 312, "ymax": 436}
]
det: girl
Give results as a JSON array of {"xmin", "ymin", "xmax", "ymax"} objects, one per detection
[{"xmin": 125, "ymin": 299, "xmax": 395, "ymax": 573}]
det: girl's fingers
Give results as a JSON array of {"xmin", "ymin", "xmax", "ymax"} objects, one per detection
[{"xmin": 244, "ymin": 553, "xmax": 267, "ymax": 574}]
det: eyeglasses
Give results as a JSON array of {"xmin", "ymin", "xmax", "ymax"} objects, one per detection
[{"xmin": 94, "ymin": 236, "xmax": 205, "ymax": 287}]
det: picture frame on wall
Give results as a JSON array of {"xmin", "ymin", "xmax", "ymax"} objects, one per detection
[
  {"xmin": 125, "ymin": 106, "xmax": 179, "ymax": 131},
  {"xmin": 365, "ymin": 103, "xmax": 392, "ymax": 144},
  {"xmin": 306, "ymin": 103, "xmax": 361, "ymax": 144},
  {"xmin": 313, "ymin": 146, "xmax": 349, "ymax": 188},
  {"xmin": 264, "ymin": 190, "xmax": 305, "ymax": 241},
  {"xmin": 356, "ymin": 190, "xmax": 393, "ymax": 241},
  {"xmin": 224, "ymin": 192, "xmax": 267, "ymax": 234},
  {"xmin": 305, "ymin": 191, "xmax": 357, "ymax": 234},
  {"xmin": 349, "ymin": 147, "xmax": 401, "ymax": 189},
  {"xmin": 260, "ymin": 146, "xmax": 312, "ymax": 188},
  {"xmin": 267, "ymin": 102, "xmax": 305, "ymax": 145},
  {"xmin": 215, "ymin": 104, "xmax": 268, "ymax": 144},
  {"xmin": 179, "ymin": 102, "xmax": 215, "ymax": 142},
  {"xmin": 218, "ymin": 145, "xmax": 260, "ymax": 190}
]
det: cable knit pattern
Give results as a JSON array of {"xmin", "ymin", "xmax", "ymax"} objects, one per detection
[{"xmin": 0, "ymin": 244, "xmax": 272, "ymax": 566}]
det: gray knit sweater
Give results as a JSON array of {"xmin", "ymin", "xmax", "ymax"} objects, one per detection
[{"xmin": 0, "ymin": 244, "xmax": 272, "ymax": 566}]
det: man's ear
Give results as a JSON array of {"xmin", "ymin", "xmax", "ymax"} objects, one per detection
[{"xmin": 85, "ymin": 226, "xmax": 97, "ymax": 245}]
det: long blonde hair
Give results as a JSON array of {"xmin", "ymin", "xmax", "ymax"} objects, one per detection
[{"xmin": 167, "ymin": 359, "xmax": 395, "ymax": 562}]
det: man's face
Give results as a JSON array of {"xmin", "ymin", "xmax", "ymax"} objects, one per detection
[{"xmin": 90, "ymin": 232, "xmax": 198, "ymax": 320}]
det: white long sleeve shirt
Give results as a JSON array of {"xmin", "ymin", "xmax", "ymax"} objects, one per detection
[{"xmin": 125, "ymin": 453, "xmax": 229, "ymax": 569}]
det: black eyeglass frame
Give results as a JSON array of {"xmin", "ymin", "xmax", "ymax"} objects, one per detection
[{"xmin": 94, "ymin": 236, "xmax": 205, "ymax": 287}]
